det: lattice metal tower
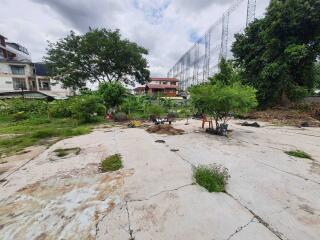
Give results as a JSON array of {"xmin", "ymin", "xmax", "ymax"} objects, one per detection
[{"xmin": 246, "ymin": 0, "xmax": 257, "ymax": 26}]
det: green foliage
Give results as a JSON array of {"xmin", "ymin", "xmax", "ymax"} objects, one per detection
[
  {"xmin": 232, "ymin": 0, "xmax": 320, "ymax": 106},
  {"xmin": 12, "ymin": 112, "xmax": 28, "ymax": 121},
  {"xmin": 100, "ymin": 154, "xmax": 123, "ymax": 172},
  {"xmin": 0, "ymin": 116, "xmax": 92, "ymax": 158},
  {"xmin": 45, "ymin": 28, "xmax": 150, "ymax": 88},
  {"xmin": 209, "ymin": 58, "xmax": 241, "ymax": 85},
  {"xmin": 1, "ymin": 99, "xmax": 48, "ymax": 116},
  {"xmin": 69, "ymin": 95, "xmax": 106, "ymax": 123},
  {"xmin": 99, "ymin": 82, "xmax": 127, "ymax": 109},
  {"xmin": 190, "ymin": 82, "xmax": 257, "ymax": 128},
  {"xmin": 49, "ymin": 100, "xmax": 72, "ymax": 118},
  {"xmin": 113, "ymin": 112, "xmax": 128, "ymax": 122},
  {"xmin": 147, "ymin": 104, "xmax": 166, "ymax": 117},
  {"xmin": 285, "ymin": 150, "xmax": 312, "ymax": 159},
  {"xmin": 193, "ymin": 165, "xmax": 229, "ymax": 193}
]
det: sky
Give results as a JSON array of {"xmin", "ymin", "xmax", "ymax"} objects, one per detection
[{"xmin": 0, "ymin": 0, "xmax": 236, "ymax": 77}]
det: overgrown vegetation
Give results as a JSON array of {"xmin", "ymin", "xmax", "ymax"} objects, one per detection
[
  {"xmin": 0, "ymin": 98, "xmax": 105, "ymax": 158},
  {"xmin": 100, "ymin": 154, "xmax": 123, "ymax": 172},
  {"xmin": 193, "ymin": 165, "xmax": 229, "ymax": 193},
  {"xmin": 285, "ymin": 150, "xmax": 312, "ymax": 159},
  {"xmin": 190, "ymin": 59, "xmax": 257, "ymax": 134},
  {"xmin": 232, "ymin": 0, "xmax": 320, "ymax": 106}
]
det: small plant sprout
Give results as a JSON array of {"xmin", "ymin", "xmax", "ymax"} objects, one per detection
[
  {"xmin": 285, "ymin": 150, "xmax": 312, "ymax": 160},
  {"xmin": 100, "ymin": 154, "xmax": 123, "ymax": 172},
  {"xmin": 193, "ymin": 164, "xmax": 230, "ymax": 193}
]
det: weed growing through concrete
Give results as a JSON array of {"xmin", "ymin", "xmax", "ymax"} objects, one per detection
[
  {"xmin": 193, "ymin": 165, "xmax": 229, "ymax": 193},
  {"xmin": 54, "ymin": 148, "xmax": 81, "ymax": 158},
  {"xmin": 285, "ymin": 150, "xmax": 312, "ymax": 159},
  {"xmin": 100, "ymin": 154, "xmax": 123, "ymax": 172}
]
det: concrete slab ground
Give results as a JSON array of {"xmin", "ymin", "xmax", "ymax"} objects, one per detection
[{"xmin": 0, "ymin": 120, "xmax": 319, "ymax": 240}]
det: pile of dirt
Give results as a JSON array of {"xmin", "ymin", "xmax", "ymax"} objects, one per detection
[
  {"xmin": 146, "ymin": 125, "xmax": 185, "ymax": 135},
  {"xmin": 246, "ymin": 104, "xmax": 320, "ymax": 127}
]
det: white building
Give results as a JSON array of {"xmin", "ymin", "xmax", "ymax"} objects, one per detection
[{"xmin": 0, "ymin": 34, "xmax": 71, "ymax": 99}]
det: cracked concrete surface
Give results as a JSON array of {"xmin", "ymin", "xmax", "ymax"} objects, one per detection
[{"xmin": 0, "ymin": 120, "xmax": 320, "ymax": 239}]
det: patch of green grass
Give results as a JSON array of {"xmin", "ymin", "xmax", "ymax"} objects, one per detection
[
  {"xmin": 193, "ymin": 165, "xmax": 229, "ymax": 193},
  {"xmin": 285, "ymin": 150, "xmax": 312, "ymax": 159},
  {"xmin": 0, "ymin": 115, "xmax": 93, "ymax": 158},
  {"xmin": 54, "ymin": 147, "xmax": 81, "ymax": 157},
  {"xmin": 100, "ymin": 154, "xmax": 123, "ymax": 172}
]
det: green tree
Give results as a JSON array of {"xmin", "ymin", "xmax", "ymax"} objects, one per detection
[
  {"xmin": 190, "ymin": 83, "xmax": 257, "ymax": 129},
  {"xmin": 232, "ymin": 0, "xmax": 320, "ymax": 106},
  {"xmin": 209, "ymin": 58, "xmax": 241, "ymax": 85},
  {"xmin": 98, "ymin": 82, "xmax": 127, "ymax": 109},
  {"xmin": 45, "ymin": 28, "xmax": 150, "ymax": 88}
]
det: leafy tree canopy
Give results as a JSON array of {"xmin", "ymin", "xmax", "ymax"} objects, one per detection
[
  {"xmin": 190, "ymin": 82, "xmax": 257, "ymax": 128},
  {"xmin": 232, "ymin": 0, "xmax": 320, "ymax": 106},
  {"xmin": 209, "ymin": 58, "xmax": 241, "ymax": 85},
  {"xmin": 98, "ymin": 82, "xmax": 128, "ymax": 108},
  {"xmin": 45, "ymin": 28, "xmax": 150, "ymax": 88}
]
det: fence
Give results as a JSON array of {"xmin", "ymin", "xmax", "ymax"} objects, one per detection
[{"xmin": 167, "ymin": 0, "xmax": 270, "ymax": 91}]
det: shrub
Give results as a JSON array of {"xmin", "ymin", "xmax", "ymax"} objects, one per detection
[
  {"xmin": 98, "ymin": 82, "xmax": 127, "ymax": 109},
  {"xmin": 50, "ymin": 100, "xmax": 72, "ymax": 118},
  {"xmin": 147, "ymin": 104, "xmax": 165, "ymax": 117},
  {"xmin": 100, "ymin": 154, "xmax": 123, "ymax": 172},
  {"xmin": 69, "ymin": 95, "xmax": 106, "ymax": 123},
  {"xmin": 285, "ymin": 150, "xmax": 312, "ymax": 159},
  {"xmin": 113, "ymin": 112, "xmax": 127, "ymax": 122},
  {"xmin": 5, "ymin": 99, "xmax": 48, "ymax": 115},
  {"xmin": 12, "ymin": 111, "xmax": 28, "ymax": 121},
  {"xmin": 193, "ymin": 165, "xmax": 229, "ymax": 193}
]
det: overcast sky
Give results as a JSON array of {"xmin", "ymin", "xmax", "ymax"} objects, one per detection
[{"xmin": 1, "ymin": 0, "xmax": 237, "ymax": 77}]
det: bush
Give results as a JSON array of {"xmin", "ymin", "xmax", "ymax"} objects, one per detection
[
  {"xmin": 100, "ymin": 154, "xmax": 123, "ymax": 172},
  {"xmin": 69, "ymin": 95, "xmax": 106, "ymax": 123},
  {"xmin": 12, "ymin": 111, "xmax": 28, "ymax": 121},
  {"xmin": 147, "ymin": 104, "xmax": 165, "ymax": 117},
  {"xmin": 193, "ymin": 165, "xmax": 229, "ymax": 193},
  {"xmin": 50, "ymin": 100, "xmax": 72, "ymax": 118},
  {"xmin": 113, "ymin": 112, "xmax": 127, "ymax": 122},
  {"xmin": 98, "ymin": 82, "xmax": 127, "ymax": 109},
  {"xmin": 4, "ymin": 99, "xmax": 48, "ymax": 115}
]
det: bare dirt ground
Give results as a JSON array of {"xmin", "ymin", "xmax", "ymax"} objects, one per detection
[{"xmin": 0, "ymin": 119, "xmax": 319, "ymax": 240}]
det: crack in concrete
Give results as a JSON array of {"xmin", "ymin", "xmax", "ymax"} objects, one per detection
[
  {"xmin": 225, "ymin": 216, "xmax": 255, "ymax": 240},
  {"xmin": 127, "ymin": 184, "xmax": 194, "ymax": 203},
  {"xmin": 125, "ymin": 201, "xmax": 135, "ymax": 240},
  {"xmin": 257, "ymin": 161, "xmax": 320, "ymax": 185},
  {"xmin": 225, "ymin": 192, "xmax": 285, "ymax": 240}
]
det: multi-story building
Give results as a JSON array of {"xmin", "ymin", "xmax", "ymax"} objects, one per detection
[
  {"xmin": 134, "ymin": 77, "xmax": 179, "ymax": 97},
  {"xmin": 0, "ymin": 34, "xmax": 71, "ymax": 99}
]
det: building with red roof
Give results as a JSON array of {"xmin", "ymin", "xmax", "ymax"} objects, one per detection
[{"xmin": 134, "ymin": 78, "xmax": 179, "ymax": 97}]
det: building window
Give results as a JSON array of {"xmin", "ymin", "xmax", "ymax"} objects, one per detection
[
  {"xmin": 12, "ymin": 78, "xmax": 27, "ymax": 90},
  {"xmin": 11, "ymin": 65, "xmax": 25, "ymax": 75},
  {"xmin": 171, "ymin": 82, "xmax": 176, "ymax": 85},
  {"xmin": 162, "ymin": 81, "xmax": 167, "ymax": 85},
  {"xmin": 39, "ymin": 79, "xmax": 51, "ymax": 90}
]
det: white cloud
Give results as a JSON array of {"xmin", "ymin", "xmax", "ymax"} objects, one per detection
[{"xmin": 0, "ymin": 0, "xmax": 236, "ymax": 76}]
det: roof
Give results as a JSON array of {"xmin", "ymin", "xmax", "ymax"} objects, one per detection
[
  {"xmin": 146, "ymin": 84, "xmax": 178, "ymax": 89},
  {"xmin": 151, "ymin": 78, "xmax": 179, "ymax": 82},
  {"xmin": 134, "ymin": 86, "xmax": 146, "ymax": 91}
]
